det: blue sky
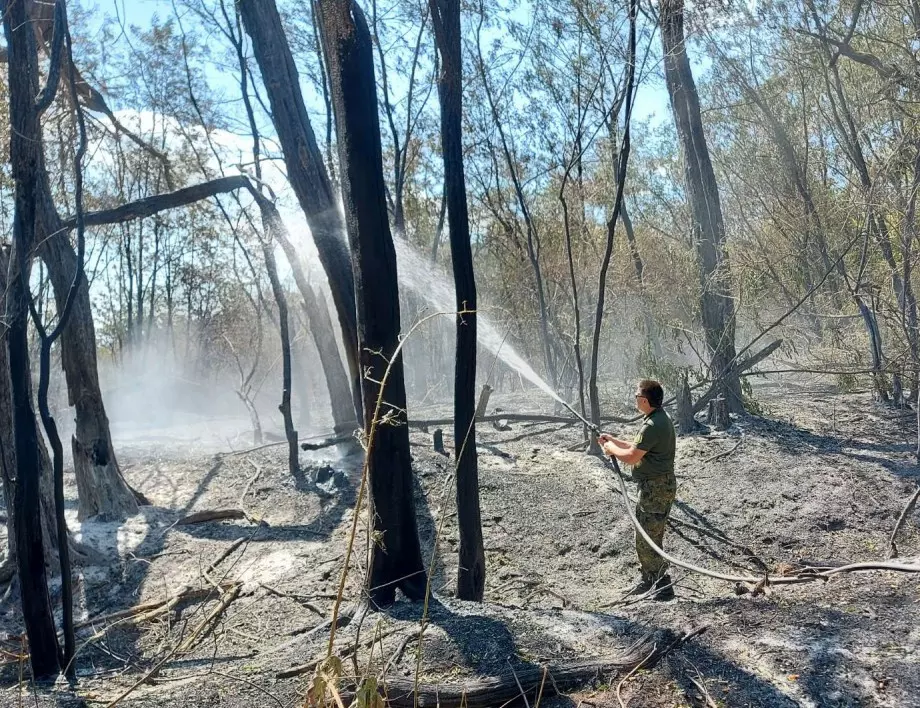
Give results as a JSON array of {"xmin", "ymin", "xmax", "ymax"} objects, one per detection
[{"xmin": 106, "ymin": 0, "xmax": 675, "ymax": 129}]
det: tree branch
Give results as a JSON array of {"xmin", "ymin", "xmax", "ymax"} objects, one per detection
[
  {"xmin": 796, "ymin": 28, "xmax": 919, "ymax": 90},
  {"xmin": 34, "ymin": 0, "xmax": 66, "ymax": 115},
  {"xmin": 62, "ymin": 175, "xmax": 252, "ymax": 229}
]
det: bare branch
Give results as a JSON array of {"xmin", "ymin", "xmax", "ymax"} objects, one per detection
[{"xmin": 62, "ymin": 175, "xmax": 252, "ymax": 229}]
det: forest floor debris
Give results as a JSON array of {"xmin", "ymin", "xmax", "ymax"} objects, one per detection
[{"xmin": 1, "ymin": 384, "xmax": 919, "ymax": 706}]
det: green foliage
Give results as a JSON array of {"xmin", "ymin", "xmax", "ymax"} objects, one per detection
[{"xmin": 636, "ymin": 341, "xmax": 692, "ymax": 395}]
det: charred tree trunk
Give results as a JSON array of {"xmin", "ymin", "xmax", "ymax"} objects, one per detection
[
  {"xmin": 661, "ymin": 0, "xmax": 744, "ymax": 414},
  {"xmin": 431, "ymin": 0, "xmax": 485, "ymax": 602},
  {"xmin": 24, "ymin": 23, "xmax": 141, "ymax": 523},
  {"xmin": 3, "ymin": 0, "xmax": 61, "ymax": 677},
  {"xmin": 675, "ymin": 373, "xmax": 698, "ymax": 435},
  {"xmin": 318, "ymin": 0, "xmax": 426, "ymax": 607},
  {"xmin": 272, "ymin": 229, "xmax": 357, "ymax": 435},
  {"xmin": 259, "ymin": 207, "xmax": 299, "ymax": 476},
  {"xmin": 0, "ymin": 247, "xmax": 59, "ymax": 577},
  {"xmin": 41, "ymin": 229, "xmax": 139, "ymax": 520},
  {"xmin": 587, "ymin": 0, "xmax": 637, "ymax": 451},
  {"xmin": 30, "ymin": 22, "xmax": 89, "ymax": 672},
  {"xmin": 238, "ymin": 0, "xmax": 363, "ymax": 427},
  {"xmin": 0, "ymin": 0, "xmax": 141, "ymax": 525}
]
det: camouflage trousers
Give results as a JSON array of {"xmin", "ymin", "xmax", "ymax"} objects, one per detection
[{"xmin": 635, "ymin": 474, "xmax": 677, "ymax": 581}]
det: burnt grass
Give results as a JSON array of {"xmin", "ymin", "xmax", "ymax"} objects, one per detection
[{"xmin": 1, "ymin": 385, "xmax": 919, "ymax": 707}]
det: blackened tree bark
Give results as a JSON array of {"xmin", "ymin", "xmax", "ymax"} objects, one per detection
[
  {"xmin": 660, "ymin": 0, "xmax": 744, "ymax": 413},
  {"xmin": 317, "ymin": 0, "xmax": 426, "ymax": 607},
  {"xmin": 29, "ymin": 19, "xmax": 92, "ymax": 673},
  {"xmin": 216, "ymin": 0, "xmax": 355, "ymax": 438},
  {"xmin": 258, "ymin": 201, "xmax": 300, "ymax": 476},
  {"xmin": 0, "ymin": 248, "xmax": 59, "ymax": 581},
  {"xmin": 39, "ymin": 193, "xmax": 140, "ymax": 520},
  {"xmin": 238, "ymin": 0, "xmax": 363, "ymax": 426},
  {"xmin": 273, "ymin": 229, "xmax": 357, "ymax": 435},
  {"xmin": 2, "ymin": 0, "xmax": 61, "ymax": 677},
  {"xmin": 6, "ymin": 0, "xmax": 142, "ymax": 522},
  {"xmin": 588, "ymin": 0, "xmax": 637, "ymax": 450},
  {"xmin": 430, "ymin": 0, "xmax": 485, "ymax": 602}
]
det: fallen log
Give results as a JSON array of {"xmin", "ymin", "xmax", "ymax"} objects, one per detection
[
  {"xmin": 301, "ymin": 434, "xmax": 354, "ymax": 451},
  {"xmin": 365, "ymin": 627, "xmax": 703, "ymax": 708},
  {"xmin": 175, "ymin": 509, "xmax": 264, "ymax": 526}
]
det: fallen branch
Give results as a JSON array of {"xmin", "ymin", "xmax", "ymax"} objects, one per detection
[
  {"xmin": 74, "ymin": 583, "xmax": 235, "ymax": 630},
  {"xmin": 176, "ymin": 509, "xmax": 265, "ymax": 526},
  {"xmin": 101, "ymin": 584, "xmax": 243, "ymax": 708},
  {"xmin": 370, "ymin": 628, "xmax": 703, "ymax": 708},
  {"xmin": 409, "ymin": 412, "xmax": 638, "ymax": 429},
  {"xmin": 700, "ymin": 430, "xmax": 744, "ymax": 464},
  {"xmin": 888, "ymin": 484, "xmax": 920, "ymax": 559},
  {"xmin": 206, "ymin": 538, "xmax": 246, "ymax": 577},
  {"xmin": 301, "ymin": 434, "xmax": 354, "ymax": 451},
  {"xmin": 383, "ymin": 628, "xmax": 422, "ymax": 676},
  {"xmin": 177, "ymin": 582, "xmax": 242, "ymax": 653},
  {"xmin": 259, "ymin": 583, "xmax": 324, "ymax": 616},
  {"xmin": 691, "ymin": 340, "xmax": 783, "ymax": 416},
  {"xmin": 687, "ymin": 675, "xmax": 718, "ymax": 708},
  {"xmin": 615, "ymin": 645, "xmax": 657, "ymax": 708},
  {"xmin": 67, "ymin": 583, "xmax": 237, "ymax": 678},
  {"xmin": 276, "ymin": 615, "xmax": 405, "ymax": 680}
]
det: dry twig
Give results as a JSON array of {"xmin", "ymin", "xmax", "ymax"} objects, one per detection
[{"xmin": 888, "ymin": 484, "xmax": 920, "ymax": 558}]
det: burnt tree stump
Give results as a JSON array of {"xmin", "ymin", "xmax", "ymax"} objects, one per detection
[
  {"xmin": 675, "ymin": 374, "xmax": 699, "ymax": 435},
  {"xmin": 707, "ymin": 396, "xmax": 730, "ymax": 431}
]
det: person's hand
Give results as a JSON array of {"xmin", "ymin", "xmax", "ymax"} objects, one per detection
[
  {"xmin": 601, "ymin": 440, "xmax": 617, "ymax": 457},
  {"xmin": 598, "ymin": 432, "xmax": 614, "ymax": 444}
]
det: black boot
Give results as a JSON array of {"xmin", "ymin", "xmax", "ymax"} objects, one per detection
[{"xmin": 651, "ymin": 574, "xmax": 675, "ymax": 601}]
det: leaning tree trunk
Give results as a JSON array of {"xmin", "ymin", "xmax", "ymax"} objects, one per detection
[
  {"xmin": 1, "ymin": 0, "xmax": 142, "ymax": 523},
  {"xmin": 3, "ymin": 0, "xmax": 61, "ymax": 677},
  {"xmin": 430, "ymin": 0, "xmax": 485, "ymax": 602},
  {"xmin": 238, "ymin": 0, "xmax": 363, "ymax": 427},
  {"xmin": 19, "ymin": 14, "xmax": 140, "ymax": 522},
  {"xmin": 660, "ymin": 0, "xmax": 743, "ymax": 413},
  {"xmin": 318, "ymin": 0, "xmax": 426, "ymax": 608},
  {"xmin": 38, "ymin": 220, "xmax": 138, "ymax": 520},
  {"xmin": 587, "ymin": 0, "xmax": 637, "ymax": 452}
]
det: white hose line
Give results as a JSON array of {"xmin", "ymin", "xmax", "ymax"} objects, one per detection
[{"xmin": 607, "ymin": 459, "xmax": 920, "ymax": 586}]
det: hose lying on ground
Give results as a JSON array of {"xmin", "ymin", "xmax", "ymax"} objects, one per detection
[{"xmin": 602, "ymin": 455, "xmax": 920, "ymax": 585}]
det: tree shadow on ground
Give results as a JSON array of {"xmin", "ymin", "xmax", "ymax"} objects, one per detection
[
  {"xmin": 743, "ymin": 415, "xmax": 920, "ymax": 479},
  {"xmin": 380, "ymin": 598, "xmax": 805, "ymax": 707},
  {"xmin": 664, "ymin": 593, "xmax": 920, "ymax": 707}
]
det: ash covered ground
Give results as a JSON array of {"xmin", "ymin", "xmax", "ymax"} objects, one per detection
[{"xmin": 1, "ymin": 381, "xmax": 919, "ymax": 707}]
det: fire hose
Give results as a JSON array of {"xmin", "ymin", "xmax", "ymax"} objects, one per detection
[{"xmin": 555, "ymin": 399, "xmax": 920, "ymax": 585}]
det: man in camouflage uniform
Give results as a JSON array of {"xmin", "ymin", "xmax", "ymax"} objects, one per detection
[{"xmin": 599, "ymin": 379, "xmax": 677, "ymax": 600}]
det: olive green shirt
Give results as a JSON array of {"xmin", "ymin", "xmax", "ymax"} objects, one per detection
[{"xmin": 631, "ymin": 407, "xmax": 676, "ymax": 481}]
